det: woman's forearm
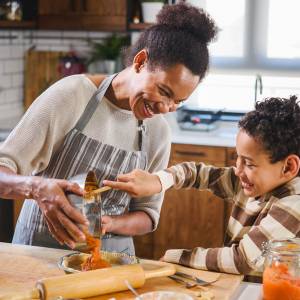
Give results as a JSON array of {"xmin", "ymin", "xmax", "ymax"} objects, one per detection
[{"xmin": 0, "ymin": 166, "xmax": 36, "ymax": 200}]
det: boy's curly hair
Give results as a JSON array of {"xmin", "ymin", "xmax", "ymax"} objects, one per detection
[{"xmin": 238, "ymin": 95, "xmax": 300, "ymax": 163}]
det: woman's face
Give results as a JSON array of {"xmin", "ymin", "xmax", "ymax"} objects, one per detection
[{"xmin": 129, "ymin": 63, "xmax": 199, "ymax": 120}]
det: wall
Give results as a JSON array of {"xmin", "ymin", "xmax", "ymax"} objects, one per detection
[{"xmin": 0, "ymin": 29, "xmax": 110, "ymax": 129}]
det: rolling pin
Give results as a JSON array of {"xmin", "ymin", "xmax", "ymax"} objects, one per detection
[{"xmin": 1, "ymin": 262, "xmax": 175, "ymax": 300}]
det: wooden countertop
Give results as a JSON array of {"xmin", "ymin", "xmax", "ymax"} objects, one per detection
[{"xmin": 0, "ymin": 243, "xmax": 243, "ymax": 299}]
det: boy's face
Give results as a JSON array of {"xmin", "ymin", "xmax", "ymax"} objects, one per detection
[{"xmin": 235, "ymin": 129, "xmax": 287, "ymax": 198}]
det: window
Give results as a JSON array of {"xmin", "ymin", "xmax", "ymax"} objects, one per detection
[
  {"xmin": 267, "ymin": 0, "xmax": 300, "ymax": 60},
  {"xmin": 184, "ymin": 0, "xmax": 300, "ymax": 112},
  {"xmin": 188, "ymin": 0, "xmax": 300, "ymax": 70}
]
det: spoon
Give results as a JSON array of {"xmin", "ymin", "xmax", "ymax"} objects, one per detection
[
  {"xmin": 124, "ymin": 280, "xmax": 141, "ymax": 299},
  {"xmin": 169, "ymin": 275, "xmax": 197, "ymax": 289},
  {"xmin": 175, "ymin": 271, "xmax": 220, "ymax": 286}
]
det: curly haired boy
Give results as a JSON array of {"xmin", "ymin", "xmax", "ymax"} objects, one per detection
[{"xmin": 104, "ymin": 95, "xmax": 300, "ymax": 274}]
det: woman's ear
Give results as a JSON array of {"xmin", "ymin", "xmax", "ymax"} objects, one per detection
[
  {"xmin": 133, "ymin": 49, "xmax": 148, "ymax": 73},
  {"xmin": 282, "ymin": 155, "xmax": 300, "ymax": 178}
]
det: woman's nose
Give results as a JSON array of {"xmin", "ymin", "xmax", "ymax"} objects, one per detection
[{"xmin": 157, "ymin": 101, "xmax": 172, "ymax": 114}]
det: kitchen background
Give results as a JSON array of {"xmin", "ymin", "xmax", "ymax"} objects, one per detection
[{"xmin": 0, "ymin": 0, "xmax": 300, "ymax": 259}]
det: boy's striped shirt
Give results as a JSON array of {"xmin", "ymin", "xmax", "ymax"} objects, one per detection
[{"xmin": 156, "ymin": 162, "xmax": 300, "ymax": 274}]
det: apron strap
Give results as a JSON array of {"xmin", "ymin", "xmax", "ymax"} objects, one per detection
[
  {"xmin": 75, "ymin": 73, "xmax": 118, "ymax": 132},
  {"xmin": 74, "ymin": 73, "xmax": 146, "ymax": 152}
]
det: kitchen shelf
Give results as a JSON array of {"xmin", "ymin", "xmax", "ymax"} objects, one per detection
[
  {"xmin": 128, "ymin": 22, "xmax": 153, "ymax": 30},
  {"xmin": 0, "ymin": 20, "xmax": 36, "ymax": 29}
]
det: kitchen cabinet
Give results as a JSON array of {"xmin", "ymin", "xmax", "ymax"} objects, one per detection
[
  {"xmin": 134, "ymin": 143, "xmax": 236, "ymax": 259},
  {"xmin": 38, "ymin": 0, "xmax": 127, "ymax": 31}
]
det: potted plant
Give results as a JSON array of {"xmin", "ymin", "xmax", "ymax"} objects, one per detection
[
  {"xmin": 140, "ymin": 0, "xmax": 165, "ymax": 23},
  {"xmin": 87, "ymin": 34, "xmax": 129, "ymax": 74}
]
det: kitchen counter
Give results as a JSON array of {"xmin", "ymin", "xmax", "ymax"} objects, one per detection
[
  {"xmin": 165, "ymin": 113, "xmax": 238, "ymax": 148},
  {"xmin": 0, "ymin": 242, "xmax": 243, "ymax": 300}
]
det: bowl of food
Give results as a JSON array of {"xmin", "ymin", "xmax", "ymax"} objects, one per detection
[{"xmin": 58, "ymin": 250, "xmax": 139, "ymax": 274}]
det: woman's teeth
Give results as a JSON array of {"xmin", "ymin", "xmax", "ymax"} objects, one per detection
[
  {"xmin": 242, "ymin": 182, "xmax": 253, "ymax": 189},
  {"xmin": 144, "ymin": 102, "xmax": 154, "ymax": 116}
]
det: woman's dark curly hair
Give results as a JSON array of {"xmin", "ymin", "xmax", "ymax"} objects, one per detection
[
  {"xmin": 125, "ymin": 1, "xmax": 218, "ymax": 81},
  {"xmin": 238, "ymin": 95, "xmax": 300, "ymax": 163}
]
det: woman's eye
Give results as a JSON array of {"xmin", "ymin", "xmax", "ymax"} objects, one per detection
[
  {"xmin": 174, "ymin": 100, "xmax": 184, "ymax": 105},
  {"xmin": 245, "ymin": 163, "xmax": 254, "ymax": 168}
]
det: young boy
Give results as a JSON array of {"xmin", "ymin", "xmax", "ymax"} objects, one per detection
[{"xmin": 104, "ymin": 96, "xmax": 300, "ymax": 275}]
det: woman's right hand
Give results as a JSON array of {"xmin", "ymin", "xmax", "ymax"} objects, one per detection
[
  {"xmin": 31, "ymin": 177, "xmax": 88, "ymax": 248},
  {"xmin": 103, "ymin": 169, "xmax": 162, "ymax": 198}
]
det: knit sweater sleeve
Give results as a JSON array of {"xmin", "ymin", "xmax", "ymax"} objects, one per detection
[
  {"xmin": 163, "ymin": 194, "xmax": 300, "ymax": 274},
  {"xmin": 0, "ymin": 75, "xmax": 92, "ymax": 175}
]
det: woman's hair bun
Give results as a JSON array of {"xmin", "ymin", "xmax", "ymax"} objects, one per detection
[{"xmin": 156, "ymin": 2, "xmax": 218, "ymax": 44}]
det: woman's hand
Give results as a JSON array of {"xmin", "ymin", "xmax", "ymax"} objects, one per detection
[
  {"xmin": 103, "ymin": 169, "xmax": 162, "ymax": 197},
  {"xmin": 31, "ymin": 177, "xmax": 88, "ymax": 248}
]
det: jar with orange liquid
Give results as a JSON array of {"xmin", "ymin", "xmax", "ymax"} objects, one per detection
[{"xmin": 262, "ymin": 239, "xmax": 300, "ymax": 300}]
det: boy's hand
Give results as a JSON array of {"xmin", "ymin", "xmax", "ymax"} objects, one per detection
[{"xmin": 103, "ymin": 169, "xmax": 162, "ymax": 198}]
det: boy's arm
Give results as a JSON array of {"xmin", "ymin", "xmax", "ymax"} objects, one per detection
[
  {"xmin": 163, "ymin": 195, "xmax": 300, "ymax": 274},
  {"xmin": 103, "ymin": 162, "xmax": 239, "ymax": 199},
  {"xmin": 157, "ymin": 162, "xmax": 239, "ymax": 200}
]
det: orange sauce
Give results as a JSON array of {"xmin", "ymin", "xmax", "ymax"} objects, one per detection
[
  {"xmin": 263, "ymin": 263, "xmax": 300, "ymax": 300},
  {"xmin": 81, "ymin": 232, "xmax": 111, "ymax": 271}
]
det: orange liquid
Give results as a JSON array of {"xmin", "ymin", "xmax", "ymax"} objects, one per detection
[
  {"xmin": 263, "ymin": 263, "xmax": 300, "ymax": 300},
  {"xmin": 81, "ymin": 232, "xmax": 111, "ymax": 271}
]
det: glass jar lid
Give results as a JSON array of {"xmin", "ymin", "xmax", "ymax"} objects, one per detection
[{"xmin": 263, "ymin": 238, "xmax": 300, "ymax": 257}]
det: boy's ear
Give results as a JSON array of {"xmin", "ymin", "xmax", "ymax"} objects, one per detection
[
  {"xmin": 133, "ymin": 49, "xmax": 148, "ymax": 73},
  {"xmin": 282, "ymin": 155, "xmax": 300, "ymax": 177}
]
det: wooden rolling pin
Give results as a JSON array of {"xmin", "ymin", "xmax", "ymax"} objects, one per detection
[{"xmin": 1, "ymin": 262, "xmax": 175, "ymax": 300}]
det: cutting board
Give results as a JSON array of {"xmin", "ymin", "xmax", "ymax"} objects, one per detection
[
  {"xmin": 0, "ymin": 243, "xmax": 243, "ymax": 300},
  {"xmin": 24, "ymin": 50, "xmax": 67, "ymax": 110}
]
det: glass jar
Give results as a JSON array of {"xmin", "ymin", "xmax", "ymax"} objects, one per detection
[
  {"xmin": 5, "ymin": 0, "xmax": 22, "ymax": 21},
  {"xmin": 67, "ymin": 170, "xmax": 102, "ymax": 252},
  {"xmin": 262, "ymin": 238, "xmax": 300, "ymax": 300}
]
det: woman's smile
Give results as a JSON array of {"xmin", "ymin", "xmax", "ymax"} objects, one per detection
[{"xmin": 143, "ymin": 101, "xmax": 155, "ymax": 118}]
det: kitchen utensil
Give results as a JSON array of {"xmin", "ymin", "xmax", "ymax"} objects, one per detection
[
  {"xmin": 1, "ymin": 261, "xmax": 176, "ymax": 300},
  {"xmin": 84, "ymin": 186, "xmax": 111, "ymax": 198},
  {"xmin": 168, "ymin": 275, "xmax": 197, "ymax": 289},
  {"xmin": 58, "ymin": 251, "xmax": 138, "ymax": 274},
  {"xmin": 68, "ymin": 171, "xmax": 103, "ymax": 251},
  {"xmin": 124, "ymin": 280, "xmax": 141, "ymax": 299},
  {"xmin": 175, "ymin": 271, "xmax": 220, "ymax": 286}
]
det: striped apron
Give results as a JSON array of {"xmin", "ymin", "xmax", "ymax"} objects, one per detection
[{"xmin": 12, "ymin": 74, "xmax": 148, "ymax": 255}]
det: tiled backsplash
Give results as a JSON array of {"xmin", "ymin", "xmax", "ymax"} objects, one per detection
[{"xmin": 0, "ymin": 30, "xmax": 110, "ymax": 129}]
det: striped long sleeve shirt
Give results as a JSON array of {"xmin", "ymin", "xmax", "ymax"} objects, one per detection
[{"xmin": 156, "ymin": 162, "xmax": 300, "ymax": 275}]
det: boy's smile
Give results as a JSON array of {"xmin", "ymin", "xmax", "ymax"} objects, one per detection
[{"xmin": 234, "ymin": 129, "xmax": 288, "ymax": 198}]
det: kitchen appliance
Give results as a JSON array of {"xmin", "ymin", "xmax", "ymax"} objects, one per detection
[{"xmin": 176, "ymin": 105, "xmax": 245, "ymax": 132}]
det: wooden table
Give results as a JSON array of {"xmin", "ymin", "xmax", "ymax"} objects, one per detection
[{"xmin": 0, "ymin": 243, "xmax": 243, "ymax": 299}]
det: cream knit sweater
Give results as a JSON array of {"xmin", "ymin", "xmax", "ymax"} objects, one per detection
[{"xmin": 0, "ymin": 74, "xmax": 172, "ymax": 228}]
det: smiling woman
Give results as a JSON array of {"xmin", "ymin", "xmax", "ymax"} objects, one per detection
[{"xmin": 0, "ymin": 2, "xmax": 217, "ymax": 254}]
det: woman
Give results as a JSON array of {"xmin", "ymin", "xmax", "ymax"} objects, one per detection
[{"xmin": 0, "ymin": 2, "xmax": 217, "ymax": 254}]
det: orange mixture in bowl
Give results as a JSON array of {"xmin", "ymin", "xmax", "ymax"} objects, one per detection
[{"xmin": 81, "ymin": 232, "xmax": 111, "ymax": 271}]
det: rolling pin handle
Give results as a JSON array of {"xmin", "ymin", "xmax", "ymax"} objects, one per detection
[{"xmin": 0, "ymin": 288, "xmax": 40, "ymax": 300}]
